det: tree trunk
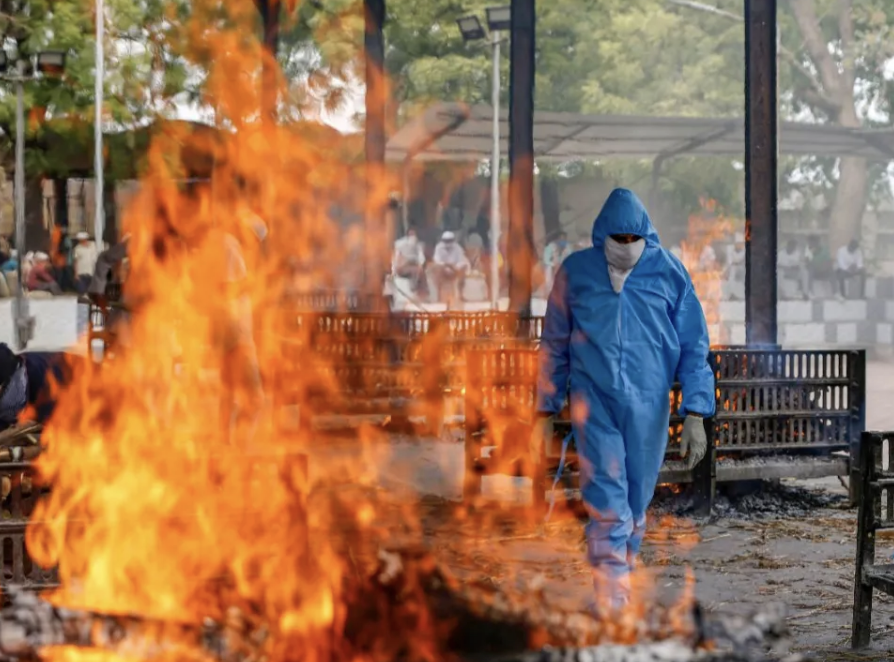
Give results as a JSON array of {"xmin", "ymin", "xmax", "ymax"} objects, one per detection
[
  {"xmin": 788, "ymin": 0, "xmax": 867, "ymax": 253},
  {"xmin": 539, "ymin": 176, "xmax": 561, "ymax": 241},
  {"xmin": 24, "ymin": 178, "xmax": 48, "ymax": 253},
  {"xmin": 828, "ymin": 156, "xmax": 868, "ymax": 252},
  {"xmin": 53, "ymin": 179, "xmax": 69, "ymax": 230}
]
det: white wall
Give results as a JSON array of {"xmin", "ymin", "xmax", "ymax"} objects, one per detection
[{"xmin": 0, "ymin": 297, "xmax": 84, "ymax": 351}]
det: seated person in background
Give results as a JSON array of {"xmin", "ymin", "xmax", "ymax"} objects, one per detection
[
  {"xmin": 0, "ymin": 343, "xmax": 78, "ymax": 431},
  {"xmin": 26, "ymin": 252, "xmax": 62, "ymax": 296},
  {"xmin": 724, "ymin": 233, "xmax": 745, "ymax": 282},
  {"xmin": 1, "ymin": 250, "xmax": 18, "ymax": 273},
  {"xmin": 777, "ymin": 239, "xmax": 810, "ymax": 300},
  {"xmin": 392, "ymin": 227, "xmax": 427, "ymax": 294},
  {"xmin": 462, "ymin": 233, "xmax": 489, "ymax": 302},
  {"xmin": 835, "ymin": 238, "xmax": 865, "ymax": 299},
  {"xmin": 431, "ymin": 231, "xmax": 470, "ymax": 302},
  {"xmin": 698, "ymin": 243, "xmax": 718, "ymax": 272},
  {"xmin": 805, "ymin": 235, "xmax": 833, "ymax": 293}
]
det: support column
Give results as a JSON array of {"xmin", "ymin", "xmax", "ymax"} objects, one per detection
[
  {"xmin": 364, "ymin": 0, "xmax": 388, "ymax": 308},
  {"xmin": 506, "ymin": 0, "xmax": 535, "ymax": 316},
  {"xmin": 744, "ymin": 0, "xmax": 778, "ymax": 346},
  {"xmin": 54, "ymin": 179, "xmax": 69, "ymax": 230},
  {"xmin": 256, "ymin": 0, "xmax": 281, "ymax": 120}
]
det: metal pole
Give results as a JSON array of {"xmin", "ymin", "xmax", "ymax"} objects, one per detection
[
  {"xmin": 507, "ymin": 0, "xmax": 535, "ymax": 315},
  {"xmin": 743, "ymin": 0, "xmax": 778, "ymax": 346},
  {"xmin": 94, "ymin": 0, "xmax": 105, "ymax": 248},
  {"xmin": 490, "ymin": 31, "xmax": 501, "ymax": 310},
  {"xmin": 13, "ymin": 68, "xmax": 31, "ymax": 350},
  {"xmin": 364, "ymin": 0, "xmax": 387, "ymax": 307}
]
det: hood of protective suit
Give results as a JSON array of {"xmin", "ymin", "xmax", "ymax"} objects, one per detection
[{"xmin": 591, "ymin": 188, "xmax": 660, "ymax": 248}]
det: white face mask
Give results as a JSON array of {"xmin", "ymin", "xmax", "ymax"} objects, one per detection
[{"xmin": 604, "ymin": 236, "xmax": 646, "ymax": 293}]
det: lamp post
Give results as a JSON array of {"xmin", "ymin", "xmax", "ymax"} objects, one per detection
[
  {"xmin": 95, "ymin": 0, "xmax": 105, "ymax": 249},
  {"xmin": 458, "ymin": 5, "xmax": 510, "ymax": 310},
  {"xmin": 0, "ymin": 49, "xmax": 67, "ymax": 350}
]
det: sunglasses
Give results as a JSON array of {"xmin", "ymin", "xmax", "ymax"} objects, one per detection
[{"xmin": 610, "ymin": 234, "xmax": 641, "ymax": 244}]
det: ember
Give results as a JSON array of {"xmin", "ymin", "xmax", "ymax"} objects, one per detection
[{"xmin": 0, "ymin": 550, "xmax": 794, "ymax": 662}]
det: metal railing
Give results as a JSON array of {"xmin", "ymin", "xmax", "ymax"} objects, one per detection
[{"xmin": 852, "ymin": 431, "xmax": 894, "ymax": 649}]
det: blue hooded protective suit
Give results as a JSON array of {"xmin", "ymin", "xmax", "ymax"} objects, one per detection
[{"xmin": 536, "ymin": 188, "xmax": 714, "ymax": 604}]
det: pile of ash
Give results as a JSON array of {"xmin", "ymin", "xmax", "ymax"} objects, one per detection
[{"xmin": 651, "ymin": 481, "xmax": 848, "ymax": 521}]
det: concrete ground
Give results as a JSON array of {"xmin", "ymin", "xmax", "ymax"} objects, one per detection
[{"xmin": 307, "ymin": 360, "xmax": 894, "ymax": 660}]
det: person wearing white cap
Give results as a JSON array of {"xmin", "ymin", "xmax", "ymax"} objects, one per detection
[
  {"xmin": 73, "ymin": 232, "xmax": 99, "ymax": 295},
  {"xmin": 432, "ymin": 230, "xmax": 470, "ymax": 304}
]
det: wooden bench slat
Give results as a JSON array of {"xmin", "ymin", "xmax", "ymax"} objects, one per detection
[{"xmin": 865, "ymin": 564, "xmax": 894, "ymax": 593}]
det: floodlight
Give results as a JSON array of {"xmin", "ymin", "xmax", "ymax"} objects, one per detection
[
  {"xmin": 36, "ymin": 51, "xmax": 66, "ymax": 76},
  {"xmin": 485, "ymin": 6, "xmax": 511, "ymax": 31},
  {"xmin": 456, "ymin": 15, "xmax": 486, "ymax": 41}
]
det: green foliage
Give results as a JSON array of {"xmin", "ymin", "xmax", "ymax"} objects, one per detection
[{"xmin": 358, "ymin": 0, "xmax": 894, "ymax": 219}]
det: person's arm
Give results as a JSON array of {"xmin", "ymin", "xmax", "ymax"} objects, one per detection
[
  {"xmin": 38, "ymin": 267, "xmax": 54, "ymax": 284},
  {"xmin": 88, "ymin": 240, "xmax": 129, "ymax": 299},
  {"xmin": 673, "ymin": 274, "xmax": 716, "ymax": 418},
  {"xmin": 536, "ymin": 264, "xmax": 572, "ymax": 414},
  {"xmin": 392, "ymin": 243, "xmax": 406, "ymax": 272},
  {"xmin": 856, "ymin": 249, "xmax": 864, "ymax": 271}
]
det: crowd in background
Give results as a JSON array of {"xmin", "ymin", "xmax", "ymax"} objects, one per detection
[
  {"xmin": 0, "ymin": 230, "xmax": 100, "ymax": 298},
  {"xmin": 683, "ymin": 233, "xmax": 866, "ymax": 301},
  {"xmin": 391, "ymin": 222, "xmax": 872, "ymax": 306}
]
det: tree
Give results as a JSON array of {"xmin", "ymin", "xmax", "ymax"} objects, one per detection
[
  {"xmin": 330, "ymin": 0, "xmax": 893, "ymax": 248},
  {"xmin": 779, "ymin": 0, "xmax": 894, "ymax": 250}
]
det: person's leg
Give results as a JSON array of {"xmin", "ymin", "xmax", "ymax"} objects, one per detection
[
  {"xmin": 856, "ymin": 269, "xmax": 866, "ymax": 298},
  {"xmin": 77, "ymin": 274, "xmax": 91, "ymax": 296},
  {"xmin": 431, "ymin": 265, "xmax": 444, "ymax": 302},
  {"xmin": 835, "ymin": 269, "xmax": 847, "ymax": 296},
  {"xmin": 574, "ymin": 388, "xmax": 632, "ymax": 614},
  {"xmin": 805, "ymin": 266, "xmax": 816, "ymax": 296},
  {"xmin": 798, "ymin": 265, "xmax": 811, "ymax": 299},
  {"xmin": 620, "ymin": 391, "xmax": 671, "ymax": 568}
]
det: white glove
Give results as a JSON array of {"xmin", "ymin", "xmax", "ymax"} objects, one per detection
[{"xmin": 680, "ymin": 415, "xmax": 707, "ymax": 469}]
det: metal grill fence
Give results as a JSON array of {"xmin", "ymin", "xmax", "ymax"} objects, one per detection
[
  {"xmin": 0, "ymin": 462, "xmax": 56, "ymax": 590},
  {"xmin": 852, "ymin": 431, "xmax": 894, "ymax": 649},
  {"xmin": 463, "ymin": 345, "xmax": 866, "ymax": 509}
]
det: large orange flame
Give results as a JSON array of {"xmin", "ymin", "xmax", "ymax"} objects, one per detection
[
  {"xmin": 27, "ymin": 1, "xmax": 394, "ymax": 657},
  {"xmin": 19, "ymin": 3, "xmax": 715, "ymax": 658}
]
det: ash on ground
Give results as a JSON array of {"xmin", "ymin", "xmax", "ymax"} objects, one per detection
[{"xmin": 651, "ymin": 480, "xmax": 848, "ymax": 521}]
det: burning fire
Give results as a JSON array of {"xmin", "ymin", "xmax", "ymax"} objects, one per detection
[
  {"xmin": 10, "ymin": 3, "xmax": 722, "ymax": 659},
  {"xmin": 676, "ymin": 199, "xmax": 739, "ymax": 347},
  {"xmin": 25, "ymin": 0, "xmax": 395, "ymax": 656}
]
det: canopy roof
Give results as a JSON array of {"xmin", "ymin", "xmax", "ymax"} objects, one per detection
[{"xmin": 386, "ymin": 102, "xmax": 894, "ymax": 163}]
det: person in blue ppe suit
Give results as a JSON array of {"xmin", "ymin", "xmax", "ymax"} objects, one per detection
[{"xmin": 535, "ymin": 188, "xmax": 715, "ymax": 613}]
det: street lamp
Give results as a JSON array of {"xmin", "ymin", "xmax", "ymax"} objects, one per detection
[
  {"xmin": 457, "ymin": 5, "xmax": 509, "ymax": 310},
  {"xmin": 0, "ymin": 49, "xmax": 67, "ymax": 350}
]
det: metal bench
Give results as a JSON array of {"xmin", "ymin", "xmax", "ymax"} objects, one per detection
[
  {"xmin": 463, "ymin": 346, "xmax": 866, "ymax": 511},
  {"xmin": 0, "ymin": 453, "xmax": 56, "ymax": 591},
  {"xmin": 852, "ymin": 431, "xmax": 894, "ymax": 649},
  {"xmin": 275, "ymin": 312, "xmax": 542, "ymax": 432}
]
